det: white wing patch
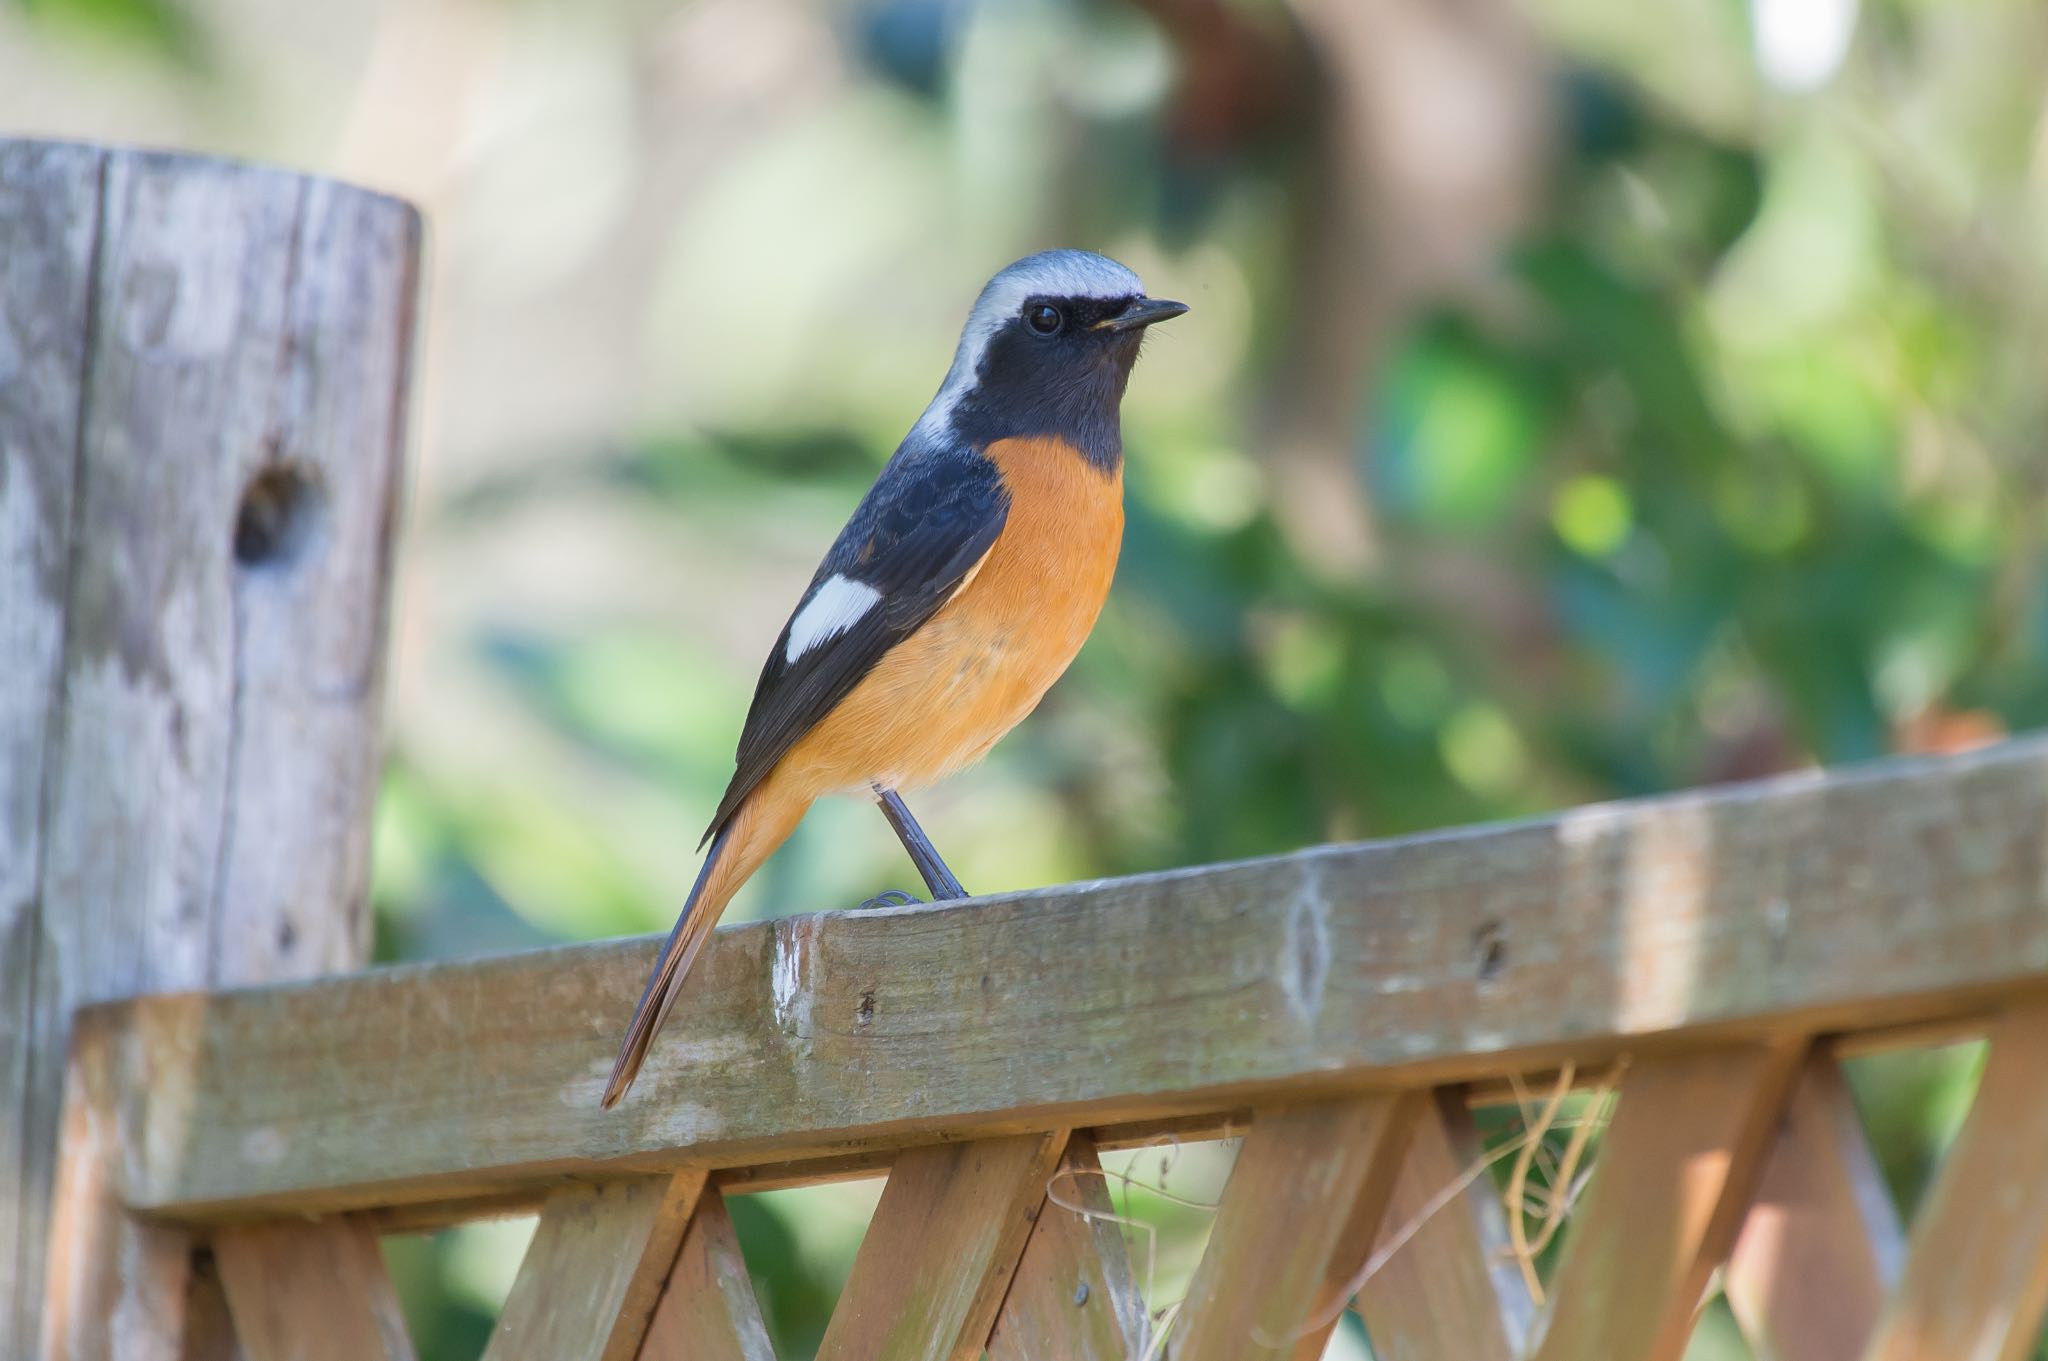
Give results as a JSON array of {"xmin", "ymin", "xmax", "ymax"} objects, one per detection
[{"xmin": 785, "ymin": 575, "xmax": 882, "ymax": 664}]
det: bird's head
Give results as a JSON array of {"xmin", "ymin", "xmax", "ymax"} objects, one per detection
[{"xmin": 914, "ymin": 250, "xmax": 1187, "ymax": 469}]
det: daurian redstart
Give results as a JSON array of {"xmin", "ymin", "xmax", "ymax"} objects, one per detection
[{"xmin": 604, "ymin": 251, "xmax": 1185, "ymax": 1107}]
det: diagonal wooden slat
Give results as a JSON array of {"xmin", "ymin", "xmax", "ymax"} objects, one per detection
[
  {"xmin": 1171, "ymin": 1094, "xmax": 1419, "ymax": 1361},
  {"xmin": 1355, "ymin": 1089, "xmax": 1535, "ymax": 1361},
  {"xmin": 484, "ymin": 1173, "xmax": 706, "ymax": 1361},
  {"xmin": 38, "ymin": 1056, "xmax": 192, "ymax": 1361},
  {"xmin": 987, "ymin": 1132, "xmax": 1149, "ymax": 1361},
  {"xmin": 1530, "ymin": 1043, "xmax": 1804, "ymax": 1361},
  {"xmin": 1863, "ymin": 998, "xmax": 2048, "ymax": 1361},
  {"xmin": 213, "ymin": 1218, "xmax": 415, "ymax": 1361},
  {"xmin": 636, "ymin": 1189, "xmax": 774, "ymax": 1361},
  {"xmin": 1725, "ymin": 1055, "xmax": 1903, "ymax": 1361},
  {"xmin": 181, "ymin": 1252, "xmax": 248, "ymax": 1361},
  {"xmin": 815, "ymin": 1131, "xmax": 1067, "ymax": 1361}
]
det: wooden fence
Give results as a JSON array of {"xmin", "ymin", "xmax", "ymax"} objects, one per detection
[{"xmin": 10, "ymin": 143, "xmax": 2048, "ymax": 1361}]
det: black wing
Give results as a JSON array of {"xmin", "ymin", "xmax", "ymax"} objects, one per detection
[{"xmin": 702, "ymin": 439, "xmax": 1009, "ymax": 843}]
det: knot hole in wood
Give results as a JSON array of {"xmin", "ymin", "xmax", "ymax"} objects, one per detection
[{"xmin": 233, "ymin": 461, "xmax": 326, "ymax": 570}]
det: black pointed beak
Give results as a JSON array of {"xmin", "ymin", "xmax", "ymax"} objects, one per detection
[{"xmin": 1096, "ymin": 297, "xmax": 1190, "ymax": 332}]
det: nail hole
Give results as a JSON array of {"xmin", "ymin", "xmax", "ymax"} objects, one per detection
[
  {"xmin": 1475, "ymin": 920, "xmax": 1507, "ymax": 984},
  {"xmin": 233, "ymin": 462, "xmax": 325, "ymax": 570},
  {"xmin": 856, "ymin": 989, "xmax": 876, "ymax": 1026}
]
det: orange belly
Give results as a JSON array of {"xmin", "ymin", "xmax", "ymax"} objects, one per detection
[{"xmin": 778, "ymin": 436, "xmax": 1122, "ymax": 796}]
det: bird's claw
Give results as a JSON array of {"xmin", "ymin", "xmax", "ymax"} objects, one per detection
[{"xmin": 856, "ymin": 888, "xmax": 922, "ymax": 910}]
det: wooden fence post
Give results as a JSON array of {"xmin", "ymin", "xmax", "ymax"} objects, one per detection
[{"xmin": 0, "ymin": 139, "xmax": 420, "ymax": 1358}]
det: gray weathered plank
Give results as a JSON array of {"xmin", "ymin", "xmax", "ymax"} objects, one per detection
[
  {"xmin": 638, "ymin": 1190, "xmax": 775, "ymax": 1361},
  {"xmin": 1355, "ymin": 1089, "xmax": 1534, "ymax": 1360},
  {"xmin": 69, "ymin": 734, "xmax": 2048, "ymax": 1221},
  {"xmin": 987, "ymin": 1133, "xmax": 1150, "ymax": 1361},
  {"xmin": 214, "ymin": 1218, "xmax": 415, "ymax": 1361},
  {"xmin": 36, "ymin": 1067, "xmax": 192, "ymax": 1361},
  {"xmin": 1863, "ymin": 997, "xmax": 2048, "ymax": 1361},
  {"xmin": 483, "ymin": 1173, "xmax": 704, "ymax": 1361},
  {"xmin": 1531, "ymin": 1044, "xmax": 1804, "ymax": 1361},
  {"xmin": 815, "ymin": 1132, "xmax": 1067, "ymax": 1361},
  {"xmin": 1173, "ymin": 1095, "xmax": 1418, "ymax": 1361},
  {"xmin": 1, "ymin": 137, "xmax": 109, "ymax": 1355},
  {"xmin": 1724, "ymin": 1056, "xmax": 1902, "ymax": 1361},
  {"xmin": 0, "ymin": 139, "xmax": 418, "ymax": 1356}
]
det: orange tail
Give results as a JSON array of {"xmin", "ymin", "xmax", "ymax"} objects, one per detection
[{"xmin": 601, "ymin": 777, "xmax": 810, "ymax": 1108}]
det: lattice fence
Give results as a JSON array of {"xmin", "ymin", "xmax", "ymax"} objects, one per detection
[{"xmin": 41, "ymin": 733, "xmax": 2048, "ymax": 1360}]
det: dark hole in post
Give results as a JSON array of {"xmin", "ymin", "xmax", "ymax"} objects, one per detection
[{"xmin": 233, "ymin": 463, "xmax": 325, "ymax": 570}]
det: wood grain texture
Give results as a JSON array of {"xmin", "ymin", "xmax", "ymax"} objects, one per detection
[
  {"xmin": 0, "ymin": 139, "xmax": 103, "ymax": 1352},
  {"xmin": 986, "ymin": 1133, "xmax": 1149, "ymax": 1361},
  {"xmin": 1531, "ymin": 1044, "xmax": 1804, "ymax": 1361},
  {"xmin": 1355, "ymin": 1089, "xmax": 1534, "ymax": 1361},
  {"xmin": 213, "ymin": 1219, "xmax": 414, "ymax": 1361},
  {"xmin": 37, "ymin": 1062, "xmax": 191, "ymax": 1361},
  {"xmin": 1864, "ymin": 998, "xmax": 2048, "ymax": 1361},
  {"xmin": 74, "ymin": 735, "xmax": 2048, "ymax": 1221},
  {"xmin": 1172, "ymin": 1095, "xmax": 1418, "ymax": 1361},
  {"xmin": 1724, "ymin": 1057, "xmax": 1902, "ymax": 1361},
  {"xmin": 815, "ymin": 1131, "xmax": 1066, "ymax": 1361},
  {"xmin": 0, "ymin": 139, "xmax": 418, "ymax": 1359},
  {"xmin": 709, "ymin": 1110, "xmax": 1251, "ymax": 1200},
  {"xmin": 638, "ymin": 1191, "xmax": 775, "ymax": 1361},
  {"xmin": 483, "ymin": 1173, "xmax": 704, "ymax": 1361}
]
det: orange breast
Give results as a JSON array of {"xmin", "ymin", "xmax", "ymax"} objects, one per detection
[{"xmin": 779, "ymin": 436, "xmax": 1123, "ymax": 796}]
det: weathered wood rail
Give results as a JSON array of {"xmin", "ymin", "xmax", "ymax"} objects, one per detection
[
  {"xmin": 60, "ymin": 733, "xmax": 2048, "ymax": 1222},
  {"xmin": 11, "ymin": 140, "xmax": 2048, "ymax": 1361},
  {"xmin": 44, "ymin": 735, "xmax": 2048, "ymax": 1361}
]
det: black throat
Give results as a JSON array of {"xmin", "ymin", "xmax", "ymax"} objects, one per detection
[{"xmin": 946, "ymin": 323, "xmax": 1143, "ymax": 473}]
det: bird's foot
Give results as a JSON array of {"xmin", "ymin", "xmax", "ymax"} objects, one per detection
[{"xmin": 855, "ymin": 888, "xmax": 922, "ymax": 911}]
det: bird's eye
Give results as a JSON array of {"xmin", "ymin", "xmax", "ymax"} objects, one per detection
[{"xmin": 1026, "ymin": 303, "xmax": 1063, "ymax": 335}]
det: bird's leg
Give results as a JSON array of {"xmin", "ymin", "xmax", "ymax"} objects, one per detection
[{"xmin": 872, "ymin": 786, "xmax": 970, "ymax": 901}]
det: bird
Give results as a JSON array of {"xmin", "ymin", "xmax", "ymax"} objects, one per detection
[{"xmin": 602, "ymin": 250, "xmax": 1187, "ymax": 1108}]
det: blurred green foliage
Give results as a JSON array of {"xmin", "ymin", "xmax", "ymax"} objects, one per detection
[
  {"xmin": 15, "ymin": 0, "xmax": 2048, "ymax": 1352},
  {"xmin": 10, "ymin": 0, "xmax": 208, "ymax": 64}
]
